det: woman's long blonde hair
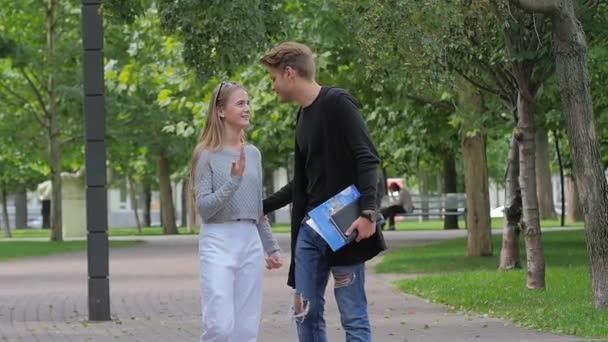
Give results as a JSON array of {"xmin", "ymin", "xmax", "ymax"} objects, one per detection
[{"xmin": 188, "ymin": 81, "xmax": 248, "ymax": 227}]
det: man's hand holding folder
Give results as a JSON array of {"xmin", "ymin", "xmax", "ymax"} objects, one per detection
[
  {"xmin": 329, "ymin": 200, "xmax": 376, "ymax": 243},
  {"xmin": 344, "ymin": 216, "xmax": 376, "ymax": 242}
]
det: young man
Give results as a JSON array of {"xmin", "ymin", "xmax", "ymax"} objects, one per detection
[{"xmin": 260, "ymin": 42, "xmax": 386, "ymax": 342}]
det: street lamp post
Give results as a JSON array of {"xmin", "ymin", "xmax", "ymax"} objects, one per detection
[{"xmin": 81, "ymin": 0, "xmax": 110, "ymax": 321}]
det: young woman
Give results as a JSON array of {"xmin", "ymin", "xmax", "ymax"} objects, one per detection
[{"xmin": 188, "ymin": 81, "xmax": 282, "ymax": 342}]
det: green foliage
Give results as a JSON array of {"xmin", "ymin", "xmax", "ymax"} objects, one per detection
[
  {"xmin": 342, "ymin": 0, "xmax": 509, "ymax": 180},
  {"xmin": 105, "ymin": 7, "xmax": 203, "ymax": 186},
  {"xmin": 589, "ymin": 46, "xmax": 608, "ymax": 166},
  {"xmin": 1, "ymin": 0, "xmax": 606, "ymax": 206},
  {"xmin": 0, "ymin": 36, "xmax": 18, "ymax": 59},
  {"xmin": 0, "ymin": 1, "xmax": 83, "ymax": 192},
  {"xmin": 158, "ymin": 0, "xmax": 285, "ymax": 78},
  {"xmin": 103, "ymin": 0, "xmax": 152, "ymax": 24}
]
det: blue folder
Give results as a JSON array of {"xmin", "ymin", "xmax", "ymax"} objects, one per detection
[{"xmin": 307, "ymin": 185, "xmax": 361, "ymax": 251}]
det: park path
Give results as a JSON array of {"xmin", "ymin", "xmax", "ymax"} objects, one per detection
[{"xmin": 0, "ymin": 229, "xmax": 595, "ymax": 341}]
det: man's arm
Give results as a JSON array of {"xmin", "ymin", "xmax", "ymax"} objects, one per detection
[
  {"xmin": 263, "ymin": 181, "xmax": 293, "ymax": 214},
  {"xmin": 334, "ymin": 92, "xmax": 380, "ymax": 212}
]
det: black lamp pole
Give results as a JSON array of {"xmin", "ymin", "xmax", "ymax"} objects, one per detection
[{"xmin": 82, "ymin": 0, "xmax": 110, "ymax": 321}]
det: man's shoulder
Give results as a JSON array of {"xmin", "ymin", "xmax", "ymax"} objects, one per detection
[{"xmin": 323, "ymin": 86, "xmax": 351, "ymax": 99}]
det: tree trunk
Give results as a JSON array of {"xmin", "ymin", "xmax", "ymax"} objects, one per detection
[
  {"xmin": 49, "ymin": 129, "xmax": 62, "ymax": 241},
  {"xmin": 553, "ymin": 130, "xmax": 566, "ymax": 227},
  {"xmin": 443, "ymin": 152, "xmax": 459, "ymax": 229},
  {"xmin": 462, "ymin": 133, "xmax": 493, "ymax": 256},
  {"xmin": 551, "ymin": 0, "xmax": 608, "ymax": 308},
  {"xmin": 157, "ymin": 153, "xmax": 178, "ymax": 235},
  {"xmin": 143, "ymin": 182, "xmax": 151, "ymax": 227},
  {"xmin": 418, "ymin": 167, "xmax": 430, "ymax": 221},
  {"xmin": 458, "ymin": 79, "xmax": 492, "ymax": 257},
  {"xmin": 513, "ymin": 0, "xmax": 608, "ymax": 311},
  {"xmin": 48, "ymin": 0, "xmax": 62, "ymax": 242},
  {"xmin": 181, "ymin": 181, "xmax": 189, "ymax": 232},
  {"xmin": 1, "ymin": 187, "xmax": 11, "ymax": 238},
  {"xmin": 535, "ymin": 127, "xmax": 557, "ymax": 219},
  {"xmin": 187, "ymin": 178, "xmax": 197, "ymax": 232},
  {"xmin": 436, "ymin": 172, "xmax": 443, "ymax": 196},
  {"xmin": 127, "ymin": 176, "xmax": 142, "ymax": 233},
  {"xmin": 566, "ymin": 176, "xmax": 583, "ymax": 224},
  {"xmin": 382, "ymin": 167, "xmax": 389, "ymax": 195},
  {"xmin": 15, "ymin": 187, "xmax": 28, "ymax": 229},
  {"xmin": 499, "ymin": 133, "xmax": 522, "ymax": 270},
  {"xmin": 42, "ymin": 200, "xmax": 51, "ymax": 228},
  {"xmin": 516, "ymin": 92, "xmax": 545, "ymax": 289}
]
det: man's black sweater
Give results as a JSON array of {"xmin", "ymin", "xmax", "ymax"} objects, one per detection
[{"xmin": 263, "ymin": 87, "xmax": 386, "ymax": 288}]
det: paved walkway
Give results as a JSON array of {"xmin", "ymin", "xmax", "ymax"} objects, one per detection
[{"xmin": 0, "ymin": 229, "xmax": 595, "ymax": 341}]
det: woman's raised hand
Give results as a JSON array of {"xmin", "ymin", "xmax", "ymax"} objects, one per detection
[{"xmin": 230, "ymin": 145, "xmax": 246, "ymax": 177}]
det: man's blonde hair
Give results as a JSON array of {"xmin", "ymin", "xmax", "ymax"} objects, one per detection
[{"xmin": 260, "ymin": 42, "xmax": 316, "ymax": 80}]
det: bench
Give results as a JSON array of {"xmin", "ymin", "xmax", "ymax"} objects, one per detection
[{"xmin": 380, "ymin": 193, "xmax": 468, "ymax": 228}]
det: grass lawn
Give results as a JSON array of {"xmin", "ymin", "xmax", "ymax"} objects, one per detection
[
  {"xmin": 389, "ymin": 217, "xmax": 583, "ymax": 231},
  {"xmin": 0, "ymin": 240, "xmax": 142, "ymax": 262},
  {"xmin": 10, "ymin": 225, "xmax": 293, "ymax": 237},
  {"xmin": 377, "ymin": 229, "xmax": 608, "ymax": 338},
  {"xmin": 272, "ymin": 217, "xmax": 583, "ymax": 233},
  {"xmin": 7, "ymin": 217, "xmax": 583, "ymax": 238},
  {"xmin": 9, "ymin": 226, "xmax": 198, "ymax": 239}
]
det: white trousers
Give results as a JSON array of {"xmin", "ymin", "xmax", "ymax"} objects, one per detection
[{"xmin": 199, "ymin": 222, "xmax": 264, "ymax": 342}]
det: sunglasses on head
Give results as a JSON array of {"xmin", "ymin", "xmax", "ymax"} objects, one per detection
[{"xmin": 215, "ymin": 81, "xmax": 234, "ymax": 107}]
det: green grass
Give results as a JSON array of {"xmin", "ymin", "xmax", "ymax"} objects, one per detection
[
  {"xmin": 389, "ymin": 217, "xmax": 583, "ymax": 231},
  {"xmin": 7, "ymin": 216, "xmax": 583, "ymax": 238},
  {"xmin": 9, "ymin": 225, "xmax": 293, "ymax": 237},
  {"xmin": 271, "ymin": 217, "xmax": 583, "ymax": 233},
  {"xmin": 377, "ymin": 230, "xmax": 608, "ymax": 338},
  {"xmin": 9, "ymin": 226, "xmax": 198, "ymax": 238},
  {"xmin": 0, "ymin": 240, "xmax": 142, "ymax": 262},
  {"xmin": 271, "ymin": 224, "xmax": 291, "ymax": 233}
]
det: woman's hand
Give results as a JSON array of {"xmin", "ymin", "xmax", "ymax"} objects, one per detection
[
  {"xmin": 231, "ymin": 146, "xmax": 246, "ymax": 177},
  {"xmin": 265, "ymin": 251, "xmax": 283, "ymax": 270}
]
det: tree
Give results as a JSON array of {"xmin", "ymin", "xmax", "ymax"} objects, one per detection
[
  {"xmin": 457, "ymin": 78, "xmax": 492, "ymax": 255},
  {"xmin": 348, "ymin": 0, "xmax": 522, "ymax": 252},
  {"xmin": 488, "ymin": 2, "xmax": 560, "ymax": 287},
  {"xmin": 511, "ymin": 0, "xmax": 608, "ymax": 308},
  {"xmin": 499, "ymin": 133, "xmax": 522, "ymax": 269},
  {"xmin": 0, "ymin": 142, "xmax": 46, "ymax": 237},
  {"xmin": 158, "ymin": 0, "xmax": 284, "ymax": 79},
  {"xmin": 0, "ymin": 0, "xmax": 83, "ymax": 241},
  {"xmin": 105, "ymin": 8, "xmax": 204, "ymax": 234},
  {"xmin": 0, "ymin": 68, "xmax": 48, "ymax": 231},
  {"xmin": 535, "ymin": 126, "xmax": 557, "ymax": 219}
]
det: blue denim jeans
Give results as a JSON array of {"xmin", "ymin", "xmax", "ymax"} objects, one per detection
[{"xmin": 294, "ymin": 224, "xmax": 371, "ymax": 342}]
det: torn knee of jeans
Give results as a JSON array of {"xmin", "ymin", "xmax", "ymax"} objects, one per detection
[
  {"xmin": 334, "ymin": 273, "xmax": 356, "ymax": 288},
  {"xmin": 292, "ymin": 293, "xmax": 309, "ymax": 322}
]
